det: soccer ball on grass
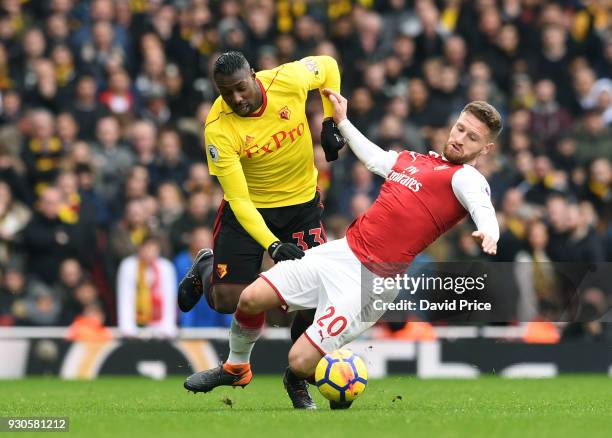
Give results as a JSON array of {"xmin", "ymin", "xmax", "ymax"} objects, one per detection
[{"xmin": 314, "ymin": 349, "xmax": 368, "ymax": 403}]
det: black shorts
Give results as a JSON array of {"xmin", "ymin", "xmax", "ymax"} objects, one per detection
[{"xmin": 212, "ymin": 191, "xmax": 327, "ymax": 284}]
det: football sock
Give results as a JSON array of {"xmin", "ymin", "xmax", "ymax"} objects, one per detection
[
  {"xmin": 227, "ymin": 309, "xmax": 265, "ymax": 364},
  {"xmin": 290, "ymin": 309, "xmax": 315, "ymax": 343}
]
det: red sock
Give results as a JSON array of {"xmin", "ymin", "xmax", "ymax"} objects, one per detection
[{"xmin": 235, "ymin": 309, "xmax": 265, "ymax": 329}]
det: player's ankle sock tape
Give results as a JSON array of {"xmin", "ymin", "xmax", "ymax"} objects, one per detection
[
  {"xmin": 235, "ymin": 309, "xmax": 265, "ymax": 329},
  {"xmin": 223, "ymin": 362, "xmax": 250, "ymax": 374}
]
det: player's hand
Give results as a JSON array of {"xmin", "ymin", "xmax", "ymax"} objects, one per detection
[
  {"xmin": 472, "ymin": 231, "xmax": 497, "ymax": 255},
  {"xmin": 267, "ymin": 241, "xmax": 305, "ymax": 262},
  {"xmin": 320, "ymin": 118, "xmax": 346, "ymax": 162},
  {"xmin": 322, "ymin": 88, "xmax": 348, "ymax": 125}
]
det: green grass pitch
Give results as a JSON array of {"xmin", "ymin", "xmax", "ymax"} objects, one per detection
[{"xmin": 1, "ymin": 376, "xmax": 611, "ymax": 437}]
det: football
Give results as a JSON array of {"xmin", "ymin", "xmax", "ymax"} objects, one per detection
[{"xmin": 314, "ymin": 349, "xmax": 368, "ymax": 403}]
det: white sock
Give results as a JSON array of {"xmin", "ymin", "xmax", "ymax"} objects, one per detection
[{"xmin": 226, "ymin": 315, "xmax": 263, "ymax": 364}]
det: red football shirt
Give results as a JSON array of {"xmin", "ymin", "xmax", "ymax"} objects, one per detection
[{"xmin": 346, "ymin": 151, "xmax": 468, "ymax": 276}]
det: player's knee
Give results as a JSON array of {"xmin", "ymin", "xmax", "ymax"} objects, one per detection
[
  {"xmin": 211, "ymin": 288, "xmax": 238, "ymax": 314},
  {"xmin": 237, "ymin": 285, "xmax": 261, "ymax": 315},
  {"xmin": 288, "ymin": 349, "xmax": 312, "ymax": 377}
]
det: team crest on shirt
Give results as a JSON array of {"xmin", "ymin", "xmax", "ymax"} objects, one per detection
[
  {"xmin": 245, "ymin": 135, "xmax": 254, "ymax": 145},
  {"xmin": 279, "ymin": 106, "xmax": 291, "ymax": 120},
  {"xmin": 208, "ymin": 144, "xmax": 219, "ymax": 162},
  {"xmin": 216, "ymin": 264, "xmax": 228, "ymax": 279}
]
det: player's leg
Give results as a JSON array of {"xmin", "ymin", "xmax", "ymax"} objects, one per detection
[
  {"xmin": 177, "ymin": 247, "xmax": 214, "ymax": 312},
  {"xmin": 287, "ymin": 334, "xmax": 324, "ymax": 378},
  {"xmin": 288, "ymin": 334, "xmax": 355, "ymax": 411},
  {"xmin": 278, "ymin": 190, "xmax": 327, "ymax": 344},
  {"xmin": 262, "ymin": 186, "xmax": 327, "ymax": 408},
  {"xmin": 189, "ymin": 247, "xmax": 323, "ymax": 406},
  {"xmin": 260, "ymin": 238, "xmax": 356, "ymax": 409},
  {"xmin": 293, "ymin": 306, "xmax": 373, "ymax": 410},
  {"xmin": 183, "ymin": 203, "xmax": 270, "ymax": 392},
  {"xmin": 183, "ymin": 278, "xmax": 283, "ymax": 393},
  {"xmin": 177, "ymin": 200, "xmax": 226, "ymax": 312},
  {"xmin": 281, "ymin": 334, "xmax": 324, "ymax": 408},
  {"xmin": 177, "ymin": 200, "xmax": 222, "ymax": 312},
  {"xmin": 286, "ymin": 237, "xmax": 393, "ymax": 409},
  {"xmin": 178, "ymin": 200, "xmax": 264, "ymax": 314},
  {"xmin": 183, "ymin": 276, "xmax": 294, "ymax": 393},
  {"xmin": 238, "ymin": 274, "xmax": 321, "ymax": 409},
  {"xmin": 183, "ymin": 196, "xmax": 323, "ymax": 405}
]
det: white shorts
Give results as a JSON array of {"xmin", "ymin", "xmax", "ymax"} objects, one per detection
[{"xmin": 259, "ymin": 238, "xmax": 397, "ymax": 353}]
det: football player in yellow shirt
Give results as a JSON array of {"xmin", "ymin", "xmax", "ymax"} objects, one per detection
[{"xmin": 178, "ymin": 51, "xmax": 345, "ymax": 409}]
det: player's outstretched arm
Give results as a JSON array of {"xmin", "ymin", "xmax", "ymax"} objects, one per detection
[
  {"xmin": 451, "ymin": 166, "xmax": 499, "ymax": 255},
  {"xmin": 323, "ymin": 88, "xmax": 397, "ymax": 177}
]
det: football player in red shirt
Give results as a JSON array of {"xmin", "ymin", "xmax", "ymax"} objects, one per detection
[{"xmin": 184, "ymin": 89, "xmax": 501, "ymax": 410}]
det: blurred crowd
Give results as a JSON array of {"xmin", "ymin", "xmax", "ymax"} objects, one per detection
[{"xmin": 0, "ymin": 0, "xmax": 610, "ymax": 341}]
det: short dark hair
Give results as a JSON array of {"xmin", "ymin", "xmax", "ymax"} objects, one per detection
[
  {"xmin": 462, "ymin": 101, "xmax": 503, "ymax": 140},
  {"xmin": 213, "ymin": 51, "xmax": 250, "ymax": 77}
]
